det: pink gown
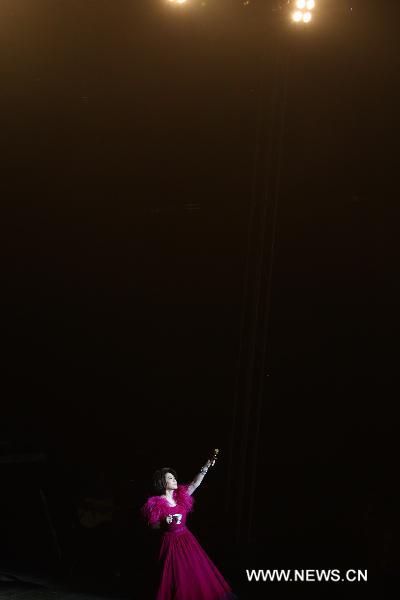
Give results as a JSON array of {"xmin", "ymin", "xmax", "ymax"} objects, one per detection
[{"xmin": 141, "ymin": 485, "xmax": 233, "ymax": 600}]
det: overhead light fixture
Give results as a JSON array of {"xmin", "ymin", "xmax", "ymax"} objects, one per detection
[{"xmin": 291, "ymin": 0, "xmax": 316, "ymax": 24}]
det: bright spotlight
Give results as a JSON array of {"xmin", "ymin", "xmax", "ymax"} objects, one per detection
[
  {"xmin": 292, "ymin": 11, "xmax": 303, "ymax": 22},
  {"xmin": 306, "ymin": 0, "xmax": 315, "ymax": 9},
  {"xmin": 303, "ymin": 11, "xmax": 312, "ymax": 23},
  {"xmin": 296, "ymin": 0, "xmax": 306, "ymax": 9},
  {"xmin": 176, "ymin": 0, "xmax": 187, "ymax": 3}
]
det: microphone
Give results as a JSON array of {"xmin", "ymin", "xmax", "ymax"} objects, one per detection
[{"xmin": 210, "ymin": 449, "xmax": 219, "ymax": 467}]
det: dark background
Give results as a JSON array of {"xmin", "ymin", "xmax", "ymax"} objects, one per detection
[{"xmin": 1, "ymin": 1, "xmax": 398, "ymax": 598}]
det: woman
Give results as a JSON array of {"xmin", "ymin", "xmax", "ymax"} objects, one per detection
[{"xmin": 141, "ymin": 459, "xmax": 235, "ymax": 600}]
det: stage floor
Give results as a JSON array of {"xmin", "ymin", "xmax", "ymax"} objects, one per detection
[{"xmin": 0, "ymin": 569, "xmax": 129, "ymax": 600}]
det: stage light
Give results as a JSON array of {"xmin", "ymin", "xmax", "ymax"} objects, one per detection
[{"xmin": 291, "ymin": 0, "xmax": 315, "ymax": 24}]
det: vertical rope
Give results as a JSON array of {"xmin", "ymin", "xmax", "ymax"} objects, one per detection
[
  {"xmin": 225, "ymin": 33, "xmax": 271, "ymax": 536},
  {"xmin": 247, "ymin": 36, "xmax": 292, "ymax": 542}
]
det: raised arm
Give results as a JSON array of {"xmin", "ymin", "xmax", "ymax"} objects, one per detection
[{"xmin": 187, "ymin": 459, "xmax": 212, "ymax": 495}]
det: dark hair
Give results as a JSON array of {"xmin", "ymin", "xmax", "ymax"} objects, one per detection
[{"xmin": 152, "ymin": 468, "xmax": 178, "ymax": 495}]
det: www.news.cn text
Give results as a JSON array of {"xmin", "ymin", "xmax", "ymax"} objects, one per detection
[{"xmin": 246, "ymin": 569, "xmax": 368, "ymax": 583}]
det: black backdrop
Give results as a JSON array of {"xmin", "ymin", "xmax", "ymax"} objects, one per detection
[{"xmin": 1, "ymin": 1, "xmax": 399, "ymax": 596}]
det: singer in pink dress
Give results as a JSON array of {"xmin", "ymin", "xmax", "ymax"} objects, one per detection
[{"xmin": 141, "ymin": 461, "xmax": 235, "ymax": 600}]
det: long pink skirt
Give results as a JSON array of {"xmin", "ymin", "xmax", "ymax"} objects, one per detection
[{"xmin": 157, "ymin": 527, "xmax": 233, "ymax": 600}]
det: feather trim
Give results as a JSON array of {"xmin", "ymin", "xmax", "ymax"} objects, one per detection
[
  {"xmin": 141, "ymin": 496, "xmax": 166, "ymax": 526},
  {"xmin": 174, "ymin": 484, "xmax": 195, "ymax": 512},
  {"xmin": 141, "ymin": 484, "xmax": 194, "ymax": 526}
]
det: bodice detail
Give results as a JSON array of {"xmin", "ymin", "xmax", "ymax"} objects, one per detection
[{"xmin": 141, "ymin": 484, "xmax": 194, "ymax": 529}]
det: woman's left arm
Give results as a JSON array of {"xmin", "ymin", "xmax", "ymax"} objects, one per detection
[{"xmin": 187, "ymin": 460, "xmax": 212, "ymax": 495}]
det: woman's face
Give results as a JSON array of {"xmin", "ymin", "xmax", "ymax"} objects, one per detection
[{"xmin": 164, "ymin": 472, "xmax": 178, "ymax": 491}]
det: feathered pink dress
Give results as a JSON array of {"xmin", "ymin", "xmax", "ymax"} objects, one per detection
[{"xmin": 141, "ymin": 485, "xmax": 233, "ymax": 600}]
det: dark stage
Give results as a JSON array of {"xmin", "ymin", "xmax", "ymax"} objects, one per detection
[{"xmin": 1, "ymin": 1, "xmax": 399, "ymax": 598}]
